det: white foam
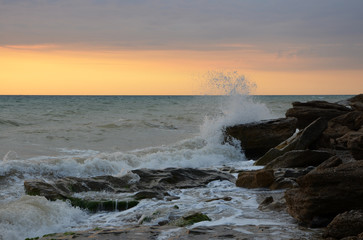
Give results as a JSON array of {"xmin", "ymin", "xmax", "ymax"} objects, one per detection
[{"xmin": 0, "ymin": 195, "xmax": 87, "ymax": 240}]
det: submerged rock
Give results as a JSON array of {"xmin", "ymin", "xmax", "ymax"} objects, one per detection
[
  {"xmin": 285, "ymin": 101, "xmax": 350, "ymax": 129},
  {"xmin": 171, "ymin": 212, "xmax": 211, "ymax": 227},
  {"xmin": 285, "ymin": 160, "xmax": 363, "ymax": 227},
  {"xmin": 225, "ymin": 117, "xmax": 297, "ymax": 159}
]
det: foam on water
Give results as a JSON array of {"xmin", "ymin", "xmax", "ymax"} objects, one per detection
[{"xmin": 0, "ymin": 195, "xmax": 87, "ymax": 240}]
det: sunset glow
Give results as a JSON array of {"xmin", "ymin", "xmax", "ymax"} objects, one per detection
[{"xmin": 1, "ymin": 1, "xmax": 362, "ymax": 95}]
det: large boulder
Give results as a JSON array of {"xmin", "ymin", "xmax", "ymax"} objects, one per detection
[
  {"xmin": 264, "ymin": 150, "xmax": 332, "ymax": 169},
  {"xmin": 285, "ymin": 101, "xmax": 351, "ymax": 129},
  {"xmin": 317, "ymin": 111, "xmax": 363, "ymax": 148},
  {"xmin": 225, "ymin": 118, "xmax": 297, "ymax": 159},
  {"xmin": 323, "ymin": 210, "xmax": 363, "ymax": 239},
  {"xmin": 255, "ymin": 118, "xmax": 328, "ymax": 166},
  {"xmin": 285, "ymin": 160, "xmax": 363, "ymax": 227}
]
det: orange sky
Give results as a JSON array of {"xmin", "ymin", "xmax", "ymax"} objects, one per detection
[
  {"xmin": 1, "ymin": 45, "xmax": 362, "ymax": 95},
  {"xmin": 1, "ymin": 1, "xmax": 363, "ymax": 95}
]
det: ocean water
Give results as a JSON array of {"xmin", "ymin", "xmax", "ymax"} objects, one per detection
[{"xmin": 0, "ymin": 94, "xmax": 350, "ymax": 239}]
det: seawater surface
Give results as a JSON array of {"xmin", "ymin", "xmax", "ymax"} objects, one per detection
[{"xmin": 0, "ymin": 95, "xmax": 350, "ymax": 239}]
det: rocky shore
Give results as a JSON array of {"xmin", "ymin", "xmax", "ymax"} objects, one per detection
[{"xmin": 26, "ymin": 94, "xmax": 363, "ymax": 240}]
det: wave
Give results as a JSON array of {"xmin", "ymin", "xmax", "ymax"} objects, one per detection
[
  {"xmin": 0, "ymin": 118, "xmax": 22, "ymax": 127},
  {"xmin": 0, "ymin": 195, "xmax": 87, "ymax": 240}
]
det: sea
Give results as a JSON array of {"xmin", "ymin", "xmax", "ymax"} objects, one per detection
[{"xmin": 0, "ymin": 94, "xmax": 351, "ymax": 239}]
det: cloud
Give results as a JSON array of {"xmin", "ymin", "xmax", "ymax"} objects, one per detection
[{"xmin": 1, "ymin": 0, "xmax": 363, "ymax": 70}]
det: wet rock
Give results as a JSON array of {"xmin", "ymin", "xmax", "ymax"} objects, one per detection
[
  {"xmin": 225, "ymin": 117, "xmax": 297, "ymax": 159},
  {"xmin": 236, "ymin": 169, "xmax": 274, "ymax": 189},
  {"xmin": 68, "ymin": 197, "xmax": 139, "ymax": 212},
  {"xmin": 134, "ymin": 190, "xmax": 164, "ymax": 200},
  {"xmin": 37, "ymin": 224, "xmax": 321, "ymax": 240},
  {"xmin": 131, "ymin": 168, "xmax": 235, "ymax": 190},
  {"xmin": 172, "ymin": 212, "xmax": 211, "ymax": 227},
  {"xmin": 323, "ymin": 210, "xmax": 363, "ymax": 239},
  {"xmin": 255, "ymin": 118, "xmax": 327, "ymax": 166},
  {"xmin": 264, "ymin": 150, "xmax": 332, "ymax": 169},
  {"xmin": 258, "ymin": 196, "xmax": 287, "ymax": 212},
  {"xmin": 205, "ymin": 196, "xmax": 232, "ymax": 202},
  {"xmin": 25, "ymin": 168, "xmax": 235, "ymax": 211},
  {"xmin": 285, "ymin": 160, "xmax": 363, "ymax": 227},
  {"xmin": 286, "ymin": 101, "xmax": 351, "ymax": 129}
]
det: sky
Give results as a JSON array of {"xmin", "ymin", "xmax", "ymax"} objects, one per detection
[{"xmin": 1, "ymin": 0, "xmax": 363, "ymax": 95}]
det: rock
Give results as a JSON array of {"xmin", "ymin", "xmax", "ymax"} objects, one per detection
[
  {"xmin": 172, "ymin": 212, "xmax": 211, "ymax": 227},
  {"xmin": 255, "ymin": 118, "xmax": 328, "ymax": 166},
  {"xmin": 318, "ymin": 111, "xmax": 363, "ymax": 148},
  {"xmin": 225, "ymin": 117, "xmax": 297, "ymax": 159},
  {"xmin": 134, "ymin": 190, "xmax": 164, "ymax": 200},
  {"xmin": 131, "ymin": 168, "xmax": 236, "ymax": 190},
  {"xmin": 25, "ymin": 168, "xmax": 235, "ymax": 211},
  {"xmin": 347, "ymin": 94, "xmax": 363, "ymax": 104},
  {"xmin": 68, "ymin": 197, "xmax": 139, "ymax": 212},
  {"xmin": 258, "ymin": 196, "xmax": 287, "ymax": 212},
  {"xmin": 324, "ymin": 210, "xmax": 363, "ymax": 239},
  {"xmin": 236, "ymin": 167, "xmax": 314, "ymax": 190},
  {"xmin": 264, "ymin": 150, "xmax": 333, "ymax": 169},
  {"xmin": 254, "ymin": 148, "xmax": 285, "ymax": 166},
  {"xmin": 236, "ymin": 169, "xmax": 274, "ymax": 189},
  {"xmin": 205, "ymin": 196, "xmax": 232, "ymax": 202},
  {"xmin": 285, "ymin": 160, "xmax": 363, "ymax": 227},
  {"xmin": 315, "ymin": 156, "xmax": 342, "ymax": 171},
  {"xmin": 36, "ymin": 224, "xmax": 320, "ymax": 240},
  {"xmin": 336, "ymin": 131, "xmax": 363, "ymax": 160},
  {"xmin": 286, "ymin": 101, "xmax": 351, "ymax": 129},
  {"xmin": 269, "ymin": 177, "xmax": 297, "ymax": 190}
]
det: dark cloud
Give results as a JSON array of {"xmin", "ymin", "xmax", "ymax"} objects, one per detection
[{"xmin": 1, "ymin": 0, "xmax": 363, "ymax": 69}]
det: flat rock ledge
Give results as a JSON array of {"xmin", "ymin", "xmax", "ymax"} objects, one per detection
[
  {"xmin": 24, "ymin": 168, "xmax": 235, "ymax": 212},
  {"xmin": 34, "ymin": 224, "xmax": 321, "ymax": 240}
]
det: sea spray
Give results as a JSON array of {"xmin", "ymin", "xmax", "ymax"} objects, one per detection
[
  {"xmin": 200, "ymin": 71, "xmax": 274, "ymax": 146},
  {"xmin": 0, "ymin": 195, "xmax": 87, "ymax": 240}
]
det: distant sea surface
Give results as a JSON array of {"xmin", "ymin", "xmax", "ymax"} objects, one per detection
[{"xmin": 0, "ymin": 95, "xmax": 351, "ymax": 239}]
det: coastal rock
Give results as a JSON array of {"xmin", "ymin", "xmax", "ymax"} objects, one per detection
[
  {"xmin": 255, "ymin": 118, "xmax": 327, "ymax": 166},
  {"xmin": 171, "ymin": 212, "xmax": 211, "ymax": 227},
  {"xmin": 285, "ymin": 160, "xmax": 363, "ymax": 227},
  {"xmin": 236, "ymin": 168, "xmax": 308, "ymax": 190},
  {"xmin": 25, "ymin": 168, "xmax": 235, "ymax": 211},
  {"xmin": 130, "ymin": 168, "xmax": 236, "ymax": 190},
  {"xmin": 225, "ymin": 117, "xmax": 297, "ymax": 159},
  {"xmin": 323, "ymin": 210, "xmax": 363, "ymax": 239},
  {"xmin": 336, "ymin": 131, "xmax": 363, "ymax": 160},
  {"xmin": 285, "ymin": 101, "xmax": 350, "ymax": 129},
  {"xmin": 317, "ymin": 111, "xmax": 363, "ymax": 148},
  {"xmin": 347, "ymin": 94, "xmax": 363, "ymax": 111},
  {"xmin": 258, "ymin": 196, "xmax": 287, "ymax": 212},
  {"xmin": 236, "ymin": 169, "xmax": 274, "ymax": 189},
  {"xmin": 264, "ymin": 150, "xmax": 332, "ymax": 169}
]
